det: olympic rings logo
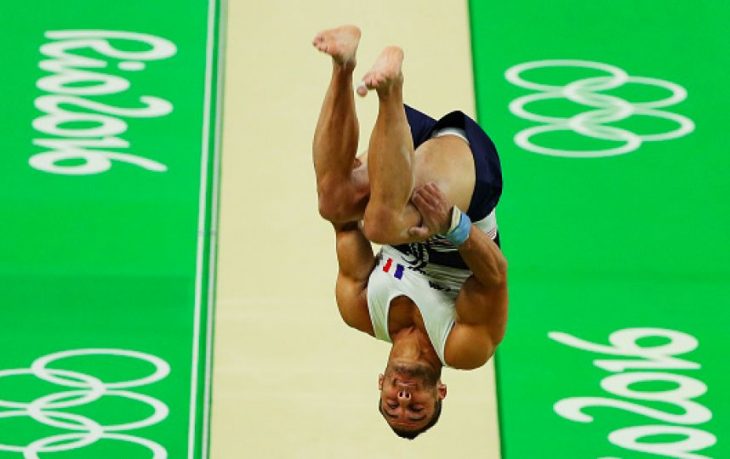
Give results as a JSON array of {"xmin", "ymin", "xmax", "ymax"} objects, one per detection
[
  {"xmin": 0, "ymin": 349, "xmax": 170, "ymax": 458},
  {"xmin": 505, "ymin": 60, "xmax": 695, "ymax": 158}
]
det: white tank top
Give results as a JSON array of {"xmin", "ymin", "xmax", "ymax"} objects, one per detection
[
  {"xmin": 366, "ymin": 208, "xmax": 497, "ymax": 367},
  {"xmin": 367, "ymin": 245, "xmax": 458, "ymax": 366}
]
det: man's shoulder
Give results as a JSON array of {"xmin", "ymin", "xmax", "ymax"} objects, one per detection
[{"xmin": 444, "ymin": 323, "xmax": 494, "ymax": 370}]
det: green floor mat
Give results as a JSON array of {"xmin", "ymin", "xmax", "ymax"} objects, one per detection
[{"xmin": 469, "ymin": 1, "xmax": 729, "ymax": 457}]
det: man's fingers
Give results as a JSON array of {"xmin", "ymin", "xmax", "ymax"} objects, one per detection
[
  {"xmin": 412, "ymin": 191, "xmax": 434, "ymax": 212},
  {"xmin": 409, "ymin": 182, "xmax": 453, "ymax": 239},
  {"xmin": 411, "ymin": 192, "xmax": 424, "ymax": 209},
  {"xmin": 425, "ymin": 182, "xmax": 446, "ymax": 201},
  {"xmin": 417, "ymin": 182, "xmax": 438, "ymax": 201}
]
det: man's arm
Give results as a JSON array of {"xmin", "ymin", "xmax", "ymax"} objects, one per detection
[
  {"xmin": 447, "ymin": 228, "xmax": 508, "ymax": 369},
  {"xmin": 411, "ymin": 183, "xmax": 508, "ymax": 369},
  {"xmin": 333, "ymin": 221, "xmax": 376, "ymax": 335}
]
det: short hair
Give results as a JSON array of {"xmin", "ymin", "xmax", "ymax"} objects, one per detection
[{"xmin": 378, "ymin": 397, "xmax": 443, "ymax": 440}]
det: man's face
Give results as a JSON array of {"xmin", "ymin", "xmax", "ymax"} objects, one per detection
[{"xmin": 378, "ymin": 361, "xmax": 446, "ymax": 432}]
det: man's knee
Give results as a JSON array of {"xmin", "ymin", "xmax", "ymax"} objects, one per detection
[
  {"xmin": 318, "ymin": 193, "xmax": 347, "ymax": 223},
  {"xmin": 318, "ymin": 186, "xmax": 367, "ymax": 224},
  {"xmin": 362, "ymin": 206, "xmax": 402, "ymax": 245}
]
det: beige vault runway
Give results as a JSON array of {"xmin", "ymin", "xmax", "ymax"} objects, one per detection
[{"xmin": 211, "ymin": 1, "xmax": 501, "ymax": 457}]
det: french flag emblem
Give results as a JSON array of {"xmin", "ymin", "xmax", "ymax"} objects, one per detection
[{"xmin": 383, "ymin": 257, "xmax": 404, "ymax": 280}]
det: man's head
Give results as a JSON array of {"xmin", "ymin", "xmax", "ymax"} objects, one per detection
[{"xmin": 377, "ymin": 360, "xmax": 447, "ymax": 439}]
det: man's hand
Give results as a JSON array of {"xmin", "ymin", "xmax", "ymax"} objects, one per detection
[{"xmin": 408, "ymin": 182, "xmax": 453, "ymax": 241}]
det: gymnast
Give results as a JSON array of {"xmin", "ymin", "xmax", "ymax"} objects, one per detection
[{"xmin": 312, "ymin": 25, "xmax": 508, "ymax": 439}]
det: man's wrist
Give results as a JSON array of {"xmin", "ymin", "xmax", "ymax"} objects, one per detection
[{"xmin": 443, "ymin": 206, "xmax": 471, "ymax": 246}]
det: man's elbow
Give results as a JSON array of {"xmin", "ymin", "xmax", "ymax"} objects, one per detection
[
  {"xmin": 318, "ymin": 196, "xmax": 339, "ymax": 222},
  {"xmin": 318, "ymin": 193, "xmax": 352, "ymax": 223}
]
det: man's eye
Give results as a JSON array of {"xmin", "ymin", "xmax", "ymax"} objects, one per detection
[
  {"xmin": 412, "ymin": 406, "xmax": 423, "ymax": 412},
  {"xmin": 387, "ymin": 402, "xmax": 398, "ymax": 409}
]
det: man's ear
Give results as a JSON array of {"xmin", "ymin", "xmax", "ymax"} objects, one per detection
[
  {"xmin": 437, "ymin": 382, "xmax": 447, "ymax": 401},
  {"xmin": 378, "ymin": 374, "xmax": 384, "ymax": 390}
]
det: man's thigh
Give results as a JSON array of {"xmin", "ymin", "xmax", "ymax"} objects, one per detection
[
  {"xmin": 342, "ymin": 139, "xmax": 474, "ymax": 228},
  {"xmin": 413, "ymin": 135, "xmax": 476, "ymax": 213}
]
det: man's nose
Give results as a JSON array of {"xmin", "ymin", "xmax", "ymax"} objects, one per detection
[{"xmin": 397, "ymin": 389, "xmax": 411, "ymax": 400}]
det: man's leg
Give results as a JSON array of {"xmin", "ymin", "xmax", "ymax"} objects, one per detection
[
  {"xmin": 358, "ymin": 47, "xmax": 421, "ymax": 244},
  {"xmin": 312, "ymin": 25, "xmax": 368, "ymax": 223}
]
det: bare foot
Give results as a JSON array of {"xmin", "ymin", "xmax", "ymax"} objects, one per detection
[
  {"xmin": 357, "ymin": 46, "xmax": 404, "ymax": 97},
  {"xmin": 312, "ymin": 25, "xmax": 361, "ymax": 69}
]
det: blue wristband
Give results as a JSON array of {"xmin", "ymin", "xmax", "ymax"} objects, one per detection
[{"xmin": 444, "ymin": 207, "xmax": 471, "ymax": 246}]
